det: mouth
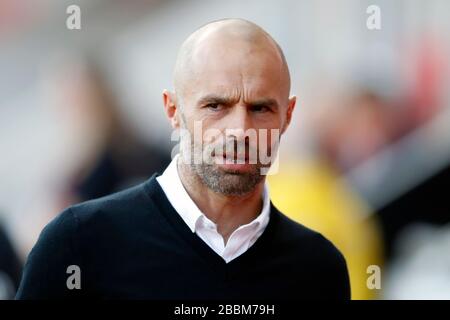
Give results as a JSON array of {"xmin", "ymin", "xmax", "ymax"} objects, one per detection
[
  {"xmin": 211, "ymin": 152, "xmax": 255, "ymax": 173},
  {"xmin": 222, "ymin": 152, "xmax": 249, "ymax": 163}
]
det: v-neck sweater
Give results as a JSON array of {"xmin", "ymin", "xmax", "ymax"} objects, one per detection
[{"xmin": 16, "ymin": 173, "xmax": 351, "ymax": 300}]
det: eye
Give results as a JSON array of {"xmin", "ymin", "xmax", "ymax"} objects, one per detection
[
  {"xmin": 205, "ymin": 103, "xmax": 221, "ymax": 111},
  {"xmin": 250, "ymin": 105, "xmax": 270, "ymax": 113}
]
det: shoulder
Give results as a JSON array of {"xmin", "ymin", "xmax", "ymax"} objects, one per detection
[
  {"xmin": 36, "ymin": 175, "xmax": 159, "ymax": 249},
  {"xmin": 17, "ymin": 177, "xmax": 159, "ymax": 299},
  {"xmin": 271, "ymin": 203, "xmax": 347, "ymax": 268},
  {"xmin": 65, "ymin": 175, "xmax": 159, "ymax": 227},
  {"xmin": 271, "ymin": 204, "xmax": 351, "ymax": 299}
]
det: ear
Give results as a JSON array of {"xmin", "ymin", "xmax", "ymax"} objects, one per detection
[
  {"xmin": 281, "ymin": 95, "xmax": 297, "ymax": 135},
  {"xmin": 162, "ymin": 89, "xmax": 181, "ymax": 129}
]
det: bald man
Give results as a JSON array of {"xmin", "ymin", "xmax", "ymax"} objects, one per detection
[{"xmin": 16, "ymin": 19, "xmax": 350, "ymax": 300}]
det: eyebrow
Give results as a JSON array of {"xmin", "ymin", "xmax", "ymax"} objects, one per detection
[
  {"xmin": 197, "ymin": 94, "xmax": 234, "ymax": 107},
  {"xmin": 197, "ymin": 94, "xmax": 279, "ymax": 109}
]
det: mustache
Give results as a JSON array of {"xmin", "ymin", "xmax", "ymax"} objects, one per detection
[{"xmin": 205, "ymin": 139, "xmax": 260, "ymax": 159}]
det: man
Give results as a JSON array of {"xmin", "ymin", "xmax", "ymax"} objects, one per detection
[{"xmin": 16, "ymin": 18, "xmax": 350, "ymax": 300}]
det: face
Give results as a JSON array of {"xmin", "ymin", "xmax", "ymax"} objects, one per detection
[{"xmin": 164, "ymin": 37, "xmax": 296, "ymax": 196}]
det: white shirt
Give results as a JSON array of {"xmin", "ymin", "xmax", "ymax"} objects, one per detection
[{"xmin": 156, "ymin": 154, "xmax": 270, "ymax": 263}]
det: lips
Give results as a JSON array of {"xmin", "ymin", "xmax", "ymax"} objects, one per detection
[
  {"xmin": 222, "ymin": 153, "xmax": 248, "ymax": 162},
  {"xmin": 215, "ymin": 155, "xmax": 254, "ymax": 173}
]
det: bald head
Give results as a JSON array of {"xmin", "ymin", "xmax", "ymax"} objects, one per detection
[{"xmin": 173, "ymin": 18, "xmax": 291, "ymax": 103}]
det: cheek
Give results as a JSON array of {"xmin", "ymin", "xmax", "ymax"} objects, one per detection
[
  {"xmin": 202, "ymin": 126, "xmax": 223, "ymax": 146},
  {"xmin": 256, "ymin": 125, "xmax": 281, "ymax": 153},
  {"xmin": 184, "ymin": 117, "xmax": 223, "ymax": 148},
  {"xmin": 255, "ymin": 114, "xmax": 283, "ymax": 135}
]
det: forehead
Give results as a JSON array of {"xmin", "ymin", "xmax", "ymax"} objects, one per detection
[{"xmin": 185, "ymin": 42, "xmax": 287, "ymax": 102}]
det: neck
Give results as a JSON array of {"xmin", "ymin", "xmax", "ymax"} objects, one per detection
[{"xmin": 177, "ymin": 158, "xmax": 265, "ymax": 244}]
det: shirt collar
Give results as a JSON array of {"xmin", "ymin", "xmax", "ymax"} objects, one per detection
[{"xmin": 156, "ymin": 154, "xmax": 271, "ymax": 233}]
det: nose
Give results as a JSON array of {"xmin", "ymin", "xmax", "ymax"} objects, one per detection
[
  {"xmin": 223, "ymin": 105, "xmax": 253, "ymax": 156},
  {"xmin": 226, "ymin": 105, "xmax": 253, "ymax": 138}
]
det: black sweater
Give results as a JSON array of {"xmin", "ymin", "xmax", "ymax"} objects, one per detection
[{"xmin": 16, "ymin": 173, "xmax": 351, "ymax": 300}]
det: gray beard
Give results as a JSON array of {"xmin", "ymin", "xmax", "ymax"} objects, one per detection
[{"xmin": 190, "ymin": 162, "xmax": 265, "ymax": 196}]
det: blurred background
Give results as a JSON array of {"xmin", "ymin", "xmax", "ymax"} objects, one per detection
[{"xmin": 1, "ymin": 0, "xmax": 449, "ymax": 300}]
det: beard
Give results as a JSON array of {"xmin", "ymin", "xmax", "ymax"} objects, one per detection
[
  {"xmin": 181, "ymin": 137, "xmax": 269, "ymax": 196},
  {"xmin": 191, "ymin": 161, "xmax": 265, "ymax": 196}
]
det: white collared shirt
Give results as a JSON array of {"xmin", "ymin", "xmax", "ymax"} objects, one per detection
[{"xmin": 156, "ymin": 154, "xmax": 270, "ymax": 263}]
